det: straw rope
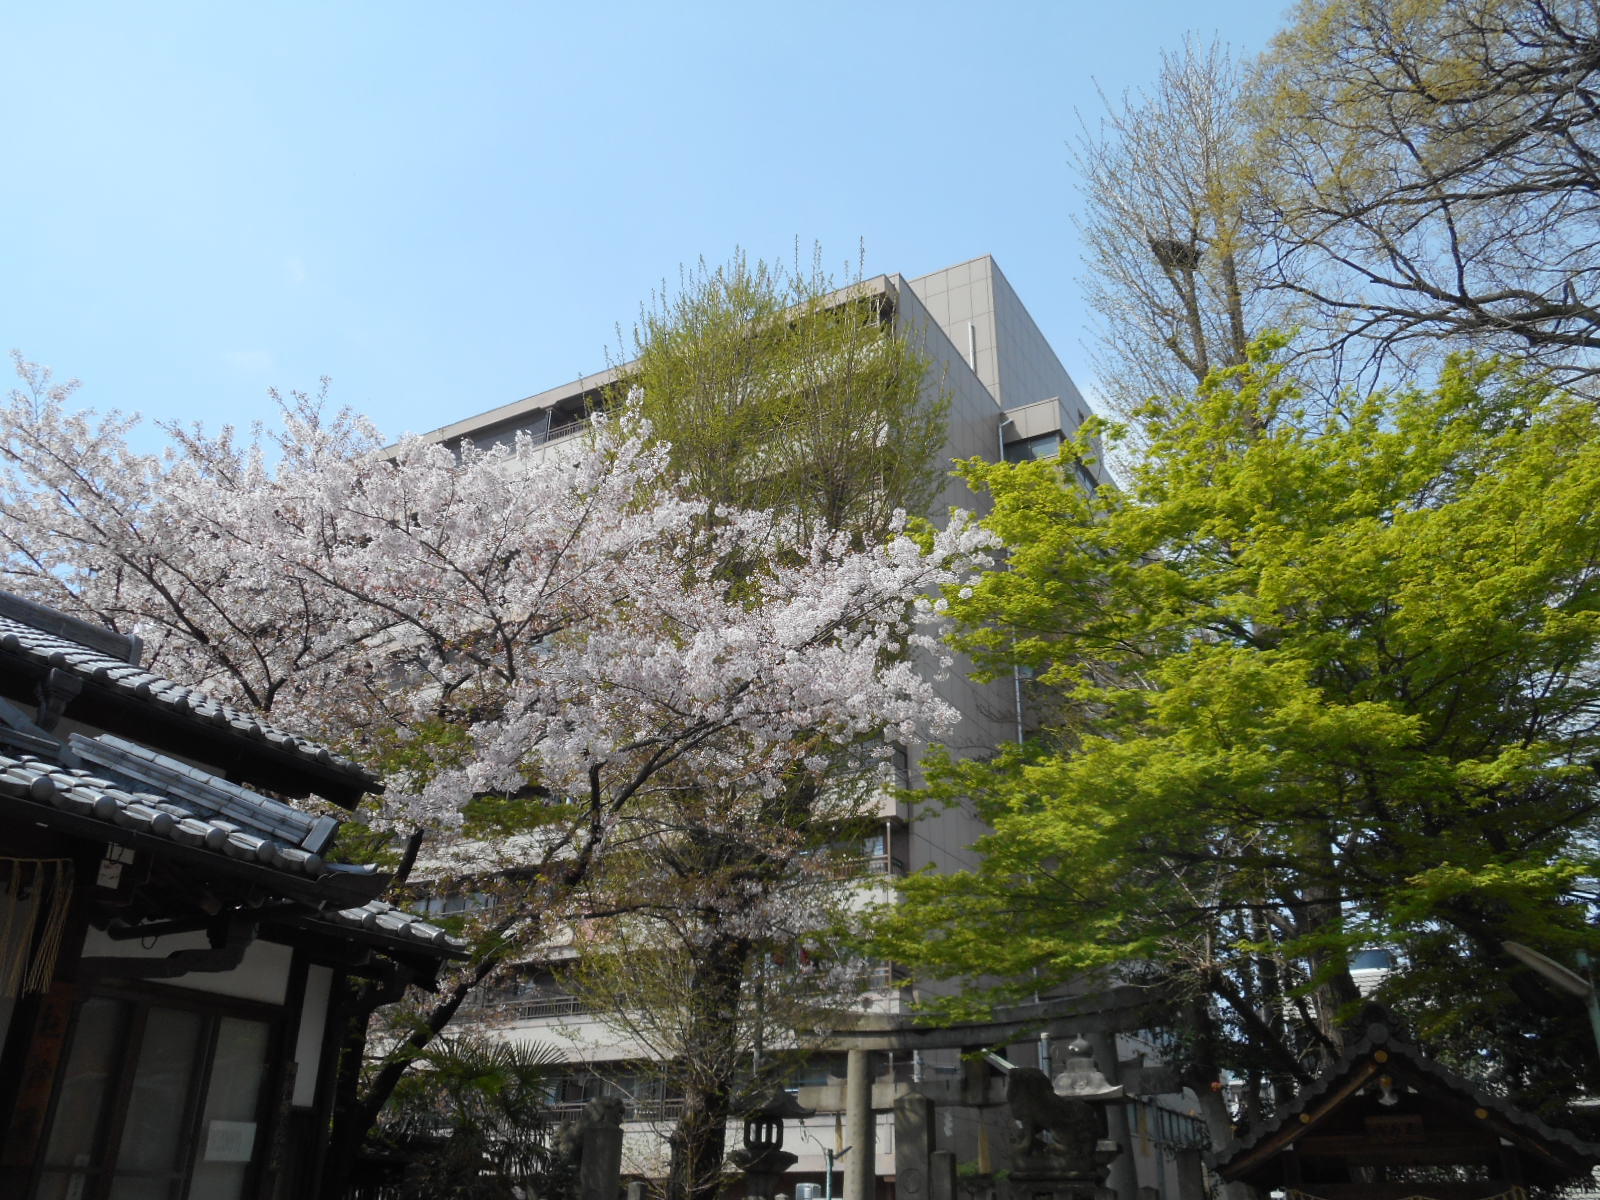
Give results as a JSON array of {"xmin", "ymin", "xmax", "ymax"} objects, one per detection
[{"xmin": 0, "ymin": 857, "xmax": 74, "ymax": 997}]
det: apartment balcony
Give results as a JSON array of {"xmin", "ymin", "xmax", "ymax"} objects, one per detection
[
  {"xmin": 462, "ymin": 958, "xmax": 906, "ymax": 1045},
  {"xmin": 529, "ymin": 415, "xmax": 590, "ymax": 448},
  {"xmin": 862, "ymin": 852, "xmax": 905, "ymax": 877},
  {"xmin": 499, "ymin": 992, "xmax": 591, "ymax": 1021},
  {"xmin": 816, "ymin": 852, "xmax": 906, "ymax": 882}
]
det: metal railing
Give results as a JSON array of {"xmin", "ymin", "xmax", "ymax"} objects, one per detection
[
  {"xmin": 863, "ymin": 962, "xmax": 909, "ymax": 990},
  {"xmin": 547, "ymin": 1097, "xmax": 686, "ymax": 1123},
  {"xmin": 863, "ymin": 853, "xmax": 906, "ymax": 876},
  {"xmin": 506, "ymin": 993, "xmax": 591, "ymax": 1020},
  {"xmin": 458, "ymin": 991, "xmax": 592, "ymax": 1024},
  {"xmin": 815, "ymin": 852, "xmax": 906, "ymax": 881},
  {"xmin": 533, "ymin": 417, "xmax": 590, "ymax": 448},
  {"xmin": 1126, "ymin": 1099, "xmax": 1209, "ymax": 1153}
]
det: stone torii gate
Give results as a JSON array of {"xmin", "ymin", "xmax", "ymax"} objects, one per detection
[{"xmin": 811, "ymin": 984, "xmax": 1194, "ymax": 1200}]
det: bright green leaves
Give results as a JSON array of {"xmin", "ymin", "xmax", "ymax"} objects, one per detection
[
  {"xmin": 879, "ymin": 344, "xmax": 1600, "ymax": 1097},
  {"xmin": 615, "ymin": 250, "xmax": 948, "ymax": 550}
]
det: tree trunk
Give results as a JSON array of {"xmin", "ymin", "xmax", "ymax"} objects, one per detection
[
  {"xmin": 1299, "ymin": 830, "xmax": 1363, "ymax": 1053},
  {"xmin": 317, "ymin": 952, "xmax": 506, "ymax": 1200},
  {"xmin": 1174, "ymin": 996, "xmax": 1255, "ymax": 1200},
  {"xmin": 666, "ymin": 931, "xmax": 752, "ymax": 1200}
]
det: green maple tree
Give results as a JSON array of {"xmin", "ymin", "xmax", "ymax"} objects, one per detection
[{"xmin": 874, "ymin": 341, "xmax": 1600, "ymax": 1128}]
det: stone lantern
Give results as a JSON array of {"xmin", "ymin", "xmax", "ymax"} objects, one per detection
[
  {"xmin": 732, "ymin": 1089, "xmax": 815, "ymax": 1200},
  {"xmin": 1052, "ymin": 1036, "xmax": 1124, "ymax": 1102}
]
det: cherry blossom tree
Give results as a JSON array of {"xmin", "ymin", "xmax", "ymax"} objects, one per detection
[{"xmin": 0, "ymin": 352, "xmax": 988, "ymax": 1194}]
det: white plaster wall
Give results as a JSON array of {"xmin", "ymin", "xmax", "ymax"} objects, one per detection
[
  {"xmin": 78, "ymin": 926, "xmax": 291, "ymax": 1004},
  {"xmin": 291, "ymin": 963, "xmax": 332, "ymax": 1106}
]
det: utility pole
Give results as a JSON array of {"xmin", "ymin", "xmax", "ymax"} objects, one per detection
[{"xmin": 824, "ymin": 1145, "xmax": 850, "ymax": 1200}]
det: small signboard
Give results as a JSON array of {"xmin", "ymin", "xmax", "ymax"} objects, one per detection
[{"xmin": 204, "ymin": 1120, "xmax": 258, "ymax": 1163}]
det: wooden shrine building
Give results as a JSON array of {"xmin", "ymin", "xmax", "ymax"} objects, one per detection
[
  {"xmin": 0, "ymin": 591, "xmax": 465, "ymax": 1200},
  {"xmin": 1211, "ymin": 1010, "xmax": 1600, "ymax": 1200}
]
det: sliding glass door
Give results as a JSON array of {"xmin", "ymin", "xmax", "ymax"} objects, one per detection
[{"xmin": 34, "ymin": 990, "xmax": 277, "ymax": 1200}]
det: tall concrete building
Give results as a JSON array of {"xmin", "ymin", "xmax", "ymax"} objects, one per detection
[{"xmin": 418, "ymin": 257, "xmax": 1197, "ymax": 1197}]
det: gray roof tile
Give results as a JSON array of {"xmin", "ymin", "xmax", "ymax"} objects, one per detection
[
  {"xmin": 323, "ymin": 900, "xmax": 465, "ymax": 952},
  {"xmin": 0, "ymin": 749, "xmax": 361, "ymax": 885},
  {"xmin": 0, "ymin": 613, "xmax": 377, "ymax": 789},
  {"xmin": 0, "ymin": 749, "xmax": 462, "ymax": 956}
]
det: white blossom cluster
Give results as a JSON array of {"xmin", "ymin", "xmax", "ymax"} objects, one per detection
[{"xmin": 0, "ymin": 357, "xmax": 994, "ymax": 851}]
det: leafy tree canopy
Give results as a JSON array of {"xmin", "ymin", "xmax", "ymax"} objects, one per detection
[
  {"xmin": 873, "ymin": 341, "xmax": 1600, "ymax": 1116},
  {"xmin": 0, "ymin": 350, "xmax": 981, "ymax": 1196},
  {"xmin": 615, "ymin": 248, "xmax": 948, "ymax": 547},
  {"xmin": 1075, "ymin": 0, "xmax": 1600, "ymax": 423},
  {"xmin": 593, "ymin": 251, "xmax": 954, "ymax": 1197}
]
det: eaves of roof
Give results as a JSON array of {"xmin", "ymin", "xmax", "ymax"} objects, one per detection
[
  {"xmin": 1210, "ymin": 1016, "xmax": 1600, "ymax": 1183},
  {"xmin": 0, "ymin": 750, "xmax": 385, "ymax": 909},
  {"xmin": 306, "ymin": 899, "xmax": 468, "ymax": 959},
  {"xmin": 0, "ymin": 607, "xmax": 379, "ymax": 801}
]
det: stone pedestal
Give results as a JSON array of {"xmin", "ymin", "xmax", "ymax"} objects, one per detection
[
  {"xmin": 1002, "ymin": 1059, "xmax": 1120, "ymax": 1200},
  {"xmin": 559, "ymin": 1097, "xmax": 624, "ymax": 1200},
  {"xmin": 1004, "ymin": 1171, "xmax": 1116, "ymax": 1200},
  {"xmin": 732, "ymin": 1146, "xmax": 799, "ymax": 1200},
  {"xmin": 895, "ymin": 1093, "xmax": 935, "ymax": 1200},
  {"xmin": 1004, "ymin": 1137, "xmax": 1120, "ymax": 1200}
]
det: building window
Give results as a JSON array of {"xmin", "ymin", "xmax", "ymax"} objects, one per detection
[
  {"xmin": 34, "ymin": 989, "xmax": 278, "ymax": 1200},
  {"xmin": 1003, "ymin": 432, "xmax": 1061, "ymax": 463}
]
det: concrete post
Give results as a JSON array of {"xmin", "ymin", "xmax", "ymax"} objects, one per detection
[
  {"xmin": 930, "ymin": 1149, "xmax": 957, "ymax": 1200},
  {"xmin": 844, "ymin": 1048, "xmax": 875, "ymax": 1200},
  {"xmin": 1172, "ymin": 1149, "xmax": 1205, "ymax": 1200}
]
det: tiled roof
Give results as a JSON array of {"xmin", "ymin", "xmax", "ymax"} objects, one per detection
[
  {"xmin": 0, "ymin": 611, "xmax": 378, "ymax": 790},
  {"xmin": 0, "ymin": 750, "xmax": 370, "ymax": 882},
  {"xmin": 70, "ymin": 733, "xmax": 339, "ymax": 854},
  {"xmin": 0, "ymin": 749, "xmax": 465, "ymax": 957},
  {"xmin": 320, "ymin": 900, "xmax": 466, "ymax": 954},
  {"xmin": 1211, "ymin": 1013, "xmax": 1600, "ymax": 1177}
]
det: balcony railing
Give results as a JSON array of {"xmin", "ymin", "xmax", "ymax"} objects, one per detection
[
  {"xmin": 506, "ymin": 993, "xmax": 591, "ymax": 1020},
  {"xmin": 815, "ymin": 852, "xmax": 906, "ymax": 881},
  {"xmin": 1126, "ymin": 1100, "xmax": 1209, "ymax": 1152},
  {"xmin": 458, "ymin": 991, "xmax": 592, "ymax": 1024},
  {"xmin": 532, "ymin": 417, "xmax": 590, "ymax": 448},
  {"xmin": 548, "ymin": 1097, "xmax": 686, "ymax": 1123}
]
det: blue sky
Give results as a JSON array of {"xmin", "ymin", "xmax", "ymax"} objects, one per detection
[{"xmin": 3, "ymin": 2, "xmax": 1287, "ymax": 441}]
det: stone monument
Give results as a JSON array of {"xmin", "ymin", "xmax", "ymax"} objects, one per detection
[{"xmin": 556, "ymin": 1095, "xmax": 625, "ymax": 1200}]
